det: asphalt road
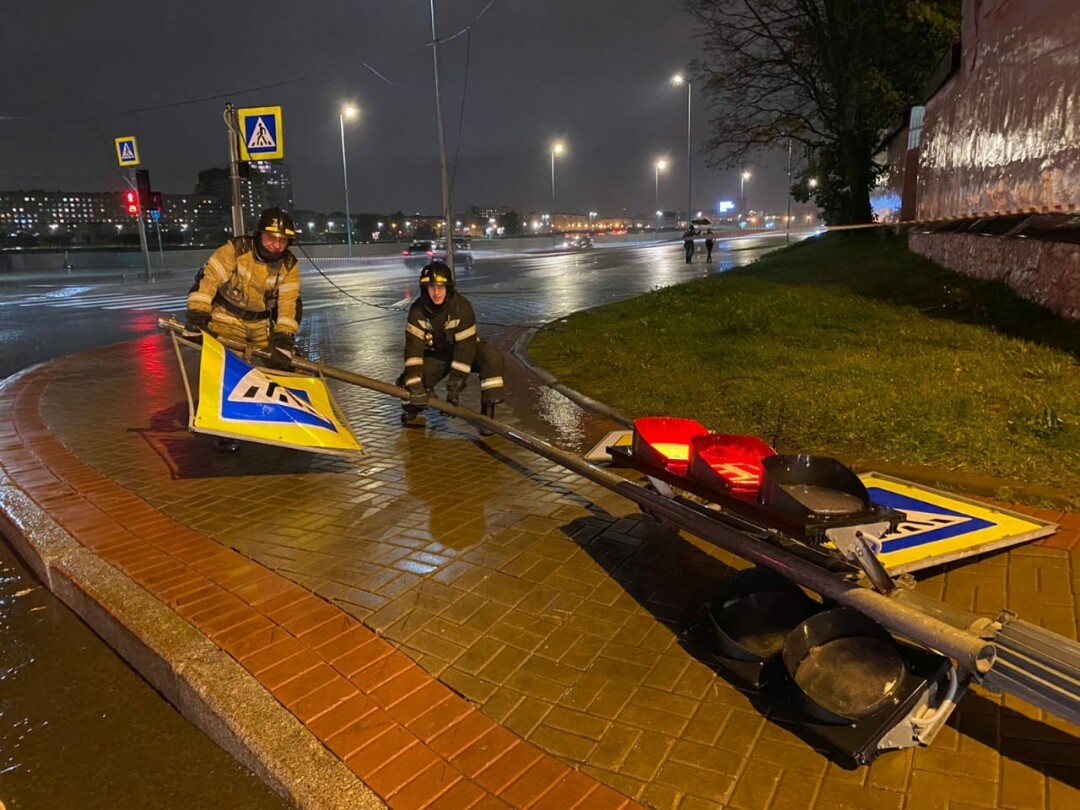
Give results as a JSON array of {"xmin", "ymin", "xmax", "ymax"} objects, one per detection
[{"xmin": 0, "ymin": 234, "xmax": 796, "ymax": 381}]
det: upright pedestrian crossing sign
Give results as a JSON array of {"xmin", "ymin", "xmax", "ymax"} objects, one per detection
[
  {"xmin": 237, "ymin": 106, "xmax": 284, "ymax": 160},
  {"xmin": 114, "ymin": 136, "xmax": 140, "ymax": 167}
]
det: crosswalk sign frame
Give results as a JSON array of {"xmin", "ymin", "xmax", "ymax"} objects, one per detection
[
  {"xmin": 114, "ymin": 136, "xmax": 140, "ymax": 167},
  {"xmin": 237, "ymin": 106, "xmax": 284, "ymax": 161}
]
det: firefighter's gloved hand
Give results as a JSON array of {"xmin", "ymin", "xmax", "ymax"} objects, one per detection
[
  {"xmin": 184, "ymin": 309, "xmax": 210, "ymax": 332},
  {"xmin": 407, "ymin": 383, "xmax": 429, "ymax": 408},
  {"xmin": 445, "ymin": 377, "xmax": 464, "ymax": 407},
  {"xmin": 264, "ymin": 333, "xmax": 295, "ymax": 371}
]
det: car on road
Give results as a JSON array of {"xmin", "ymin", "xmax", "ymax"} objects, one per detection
[
  {"xmin": 401, "ymin": 240, "xmax": 436, "ymax": 270},
  {"xmin": 433, "ymin": 237, "xmax": 474, "ymax": 269},
  {"xmin": 559, "ymin": 232, "xmax": 594, "ymax": 250}
]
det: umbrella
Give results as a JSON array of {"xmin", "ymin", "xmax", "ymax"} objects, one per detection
[{"xmin": 691, "ymin": 217, "xmax": 712, "ymax": 226}]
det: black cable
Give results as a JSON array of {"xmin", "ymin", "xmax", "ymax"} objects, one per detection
[{"xmin": 293, "ymin": 241, "xmax": 411, "ymax": 313}]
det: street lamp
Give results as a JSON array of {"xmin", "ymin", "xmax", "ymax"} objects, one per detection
[
  {"xmin": 339, "ymin": 104, "xmax": 358, "ymax": 256},
  {"xmin": 654, "ymin": 158, "xmax": 668, "ymax": 230},
  {"xmin": 740, "ymin": 170, "xmax": 751, "ymax": 222},
  {"xmin": 550, "ymin": 141, "xmax": 565, "ymax": 226},
  {"xmin": 671, "ymin": 74, "xmax": 692, "ymax": 227}
]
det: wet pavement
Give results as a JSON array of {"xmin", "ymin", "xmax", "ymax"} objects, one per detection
[
  {"xmin": 0, "ymin": 538, "xmax": 290, "ymax": 810},
  {"xmin": 1, "ymin": 240, "xmax": 1079, "ymax": 808}
]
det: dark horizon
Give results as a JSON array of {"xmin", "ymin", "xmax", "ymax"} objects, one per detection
[{"xmin": 1, "ymin": 1, "xmax": 797, "ymax": 218}]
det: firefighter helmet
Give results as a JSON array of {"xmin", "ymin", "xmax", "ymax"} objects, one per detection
[
  {"xmin": 419, "ymin": 261, "xmax": 454, "ymax": 289},
  {"xmin": 254, "ymin": 207, "xmax": 295, "ymax": 262},
  {"xmin": 256, "ymin": 207, "xmax": 296, "ymax": 239}
]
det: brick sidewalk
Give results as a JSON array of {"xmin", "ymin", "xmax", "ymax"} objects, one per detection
[{"xmin": 1, "ymin": 334, "xmax": 1079, "ymax": 809}]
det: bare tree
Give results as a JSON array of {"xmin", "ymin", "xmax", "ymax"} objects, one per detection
[{"xmin": 683, "ymin": 0, "xmax": 959, "ymax": 224}]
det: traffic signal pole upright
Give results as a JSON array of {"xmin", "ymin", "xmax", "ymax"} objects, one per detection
[
  {"xmin": 224, "ymin": 103, "xmax": 246, "ymax": 238},
  {"xmin": 126, "ymin": 171, "xmax": 154, "ymax": 282}
]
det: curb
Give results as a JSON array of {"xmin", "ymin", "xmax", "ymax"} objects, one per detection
[
  {"xmin": 511, "ymin": 327, "xmax": 634, "ymax": 428},
  {"xmin": 0, "ymin": 480, "xmax": 384, "ymax": 810},
  {"xmin": 511, "ymin": 329, "xmax": 1078, "ymax": 513}
]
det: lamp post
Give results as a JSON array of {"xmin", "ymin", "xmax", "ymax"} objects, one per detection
[
  {"xmin": 550, "ymin": 141, "xmax": 564, "ymax": 227},
  {"xmin": 671, "ymin": 74, "xmax": 691, "ymax": 227},
  {"xmin": 654, "ymin": 158, "xmax": 667, "ymax": 230},
  {"xmin": 339, "ymin": 105, "xmax": 358, "ymax": 256},
  {"xmin": 740, "ymin": 170, "xmax": 751, "ymax": 223}
]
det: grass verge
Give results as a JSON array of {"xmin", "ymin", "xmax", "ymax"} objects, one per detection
[{"xmin": 528, "ymin": 230, "xmax": 1080, "ymax": 505}]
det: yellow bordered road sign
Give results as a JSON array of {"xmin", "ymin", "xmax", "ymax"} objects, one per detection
[
  {"xmin": 114, "ymin": 136, "xmax": 139, "ymax": 167},
  {"xmin": 584, "ymin": 429, "xmax": 633, "ymax": 462},
  {"xmin": 237, "ymin": 106, "xmax": 284, "ymax": 160},
  {"xmin": 860, "ymin": 472, "xmax": 1058, "ymax": 574},
  {"xmin": 192, "ymin": 334, "xmax": 360, "ymax": 455}
]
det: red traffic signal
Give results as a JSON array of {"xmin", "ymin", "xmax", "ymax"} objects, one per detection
[
  {"xmin": 149, "ymin": 191, "xmax": 162, "ymax": 212},
  {"xmin": 124, "ymin": 190, "xmax": 139, "ymax": 216}
]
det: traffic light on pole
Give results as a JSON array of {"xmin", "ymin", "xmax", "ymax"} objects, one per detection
[
  {"xmin": 149, "ymin": 191, "xmax": 162, "ymax": 213},
  {"xmin": 124, "ymin": 190, "xmax": 139, "ymax": 216},
  {"xmin": 135, "ymin": 169, "xmax": 152, "ymax": 208}
]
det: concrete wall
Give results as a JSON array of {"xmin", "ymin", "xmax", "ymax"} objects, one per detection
[{"xmin": 909, "ymin": 232, "xmax": 1080, "ymax": 320}]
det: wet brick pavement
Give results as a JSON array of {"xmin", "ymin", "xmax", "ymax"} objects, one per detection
[{"xmin": 1, "ymin": 244, "xmax": 1079, "ymax": 808}]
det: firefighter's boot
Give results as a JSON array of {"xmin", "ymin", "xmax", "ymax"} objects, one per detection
[
  {"xmin": 479, "ymin": 401, "xmax": 496, "ymax": 436},
  {"xmin": 400, "ymin": 406, "xmax": 426, "ymax": 427}
]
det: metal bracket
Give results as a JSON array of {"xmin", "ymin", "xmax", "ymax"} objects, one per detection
[{"xmin": 825, "ymin": 522, "xmax": 895, "ymax": 593}]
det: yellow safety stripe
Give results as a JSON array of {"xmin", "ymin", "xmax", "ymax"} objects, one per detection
[
  {"xmin": 406, "ymin": 323, "xmax": 427, "ymax": 340},
  {"xmin": 455, "ymin": 325, "xmax": 477, "ymax": 341},
  {"xmin": 451, "ymin": 361, "xmax": 471, "ymax": 375},
  {"xmin": 404, "ymin": 357, "xmax": 424, "ymax": 367},
  {"xmin": 481, "ymin": 376, "xmax": 504, "ymax": 389}
]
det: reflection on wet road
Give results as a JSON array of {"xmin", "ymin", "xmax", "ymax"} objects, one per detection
[{"xmin": 0, "ymin": 538, "xmax": 290, "ymax": 810}]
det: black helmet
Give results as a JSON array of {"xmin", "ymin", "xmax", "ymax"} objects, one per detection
[
  {"xmin": 254, "ymin": 207, "xmax": 295, "ymax": 262},
  {"xmin": 256, "ymin": 207, "xmax": 296, "ymax": 239},
  {"xmin": 418, "ymin": 261, "xmax": 454, "ymax": 311},
  {"xmin": 419, "ymin": 261, "xmax": 454, "ymax": 289}
]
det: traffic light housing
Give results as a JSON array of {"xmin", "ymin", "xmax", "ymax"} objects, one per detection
[
  {"xmin": 135, "ymin": 169, "xmax": 152, "ymax": 208},
  {"xmin": 149, "ymin": 191, "xmax": 162, "ymax": 213},
  {"xmin": 124, "ymin": 190, "xmax": 139, "ymax": 216}
]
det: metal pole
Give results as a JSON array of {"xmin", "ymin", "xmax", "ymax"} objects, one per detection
[
  {"xmin": 429, "ymin": 0, "xmax": 455, "ymax": 270},
  {"xmin": 550, "ymin": 149, "xmax": 556, "ymax": 221},
  {"xmin": 224, "ymin": 103, "xmax": 245, "ymax": 238},
  {"xmin": 685, "ymin": 81, "xmax": 692, "ymax": 227},
  {"xmin": 154, "ymin": 217, "xmax": 165, "ymax": 268},
  {"xmin": 158, "ymin": 314, "xmax": 997, "ymax": 676},
  {"xmin": 655, "ymin": 165, "xmax": 659, "ymax": 229},
  {"xmin": 340, "ymin": 113, "xmax": 353, "ymax": 257},
  {"xmin": 740, "ymin": 172, "xmax": 746, "ymax": 224},
  {"xmin": 128, "ymin": 170, "xmax": 153, "ymax": 282},
  {"xmin": 786, "ymin": 138, "xmax": 793, "ymax": 243}
]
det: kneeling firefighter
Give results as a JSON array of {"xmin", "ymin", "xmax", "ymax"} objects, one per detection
[
  {"xmin": 184, "ymin": 207, "xmax": 301, "ymax": 371},
  {"xmin": 400, "ymin": 261, "xmax": 505, "ymax": 431}
]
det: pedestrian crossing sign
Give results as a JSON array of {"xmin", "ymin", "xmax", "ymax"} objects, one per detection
[
  {"xmin": 860, "ymin": 472, "xmax": 1058, "ymax": 574},
  {"xmin": 114, "ymin": 136, "xmax": 140, "ymax": 167},
  {"xmin": 191, "ymin": 333, "xmax": 361, "ymax": 455},
  {"xmin": 237, "ymin": 106, "xmax": 284, "ymax": 160}
]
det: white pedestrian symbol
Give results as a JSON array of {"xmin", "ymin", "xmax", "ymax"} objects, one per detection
[
  {"xmin": 120, "ymin": 143, "xmax": 135, "ymax": 160},
  {"xmin": 247, "ymin": 118, "xmax": 275, "ymax": 149}
]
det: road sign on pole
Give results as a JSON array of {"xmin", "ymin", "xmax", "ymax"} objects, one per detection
[
  {"xmin": 237, "ymin": 106, "xmax": 284, "ymax": 160},
  {"xmin": 115, "ymin": 136, "xmax": 140, "ymax": 167}
]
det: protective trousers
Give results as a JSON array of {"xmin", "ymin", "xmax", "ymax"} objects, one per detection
[{"xmin": 414, "ymin": 341, "xmax": 505, "ymax": 405}]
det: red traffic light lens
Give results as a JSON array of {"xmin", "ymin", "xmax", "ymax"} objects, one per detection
[{"xmin": 125, "ymin": 190, "xmax": 138, "ymax": 215}]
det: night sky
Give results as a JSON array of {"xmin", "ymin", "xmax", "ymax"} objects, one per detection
[{"xmin": 1, "ymin": 0, "xmax": 792, "ymax": 218}]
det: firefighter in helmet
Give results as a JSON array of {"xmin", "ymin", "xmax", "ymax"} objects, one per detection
[
  {"xmin": 400, "ymin": 261, "xmax": 505, "ymax": 432},
  {"xmin": 184, "ymin": 207, "xmax": 301, "ymax": 371}
]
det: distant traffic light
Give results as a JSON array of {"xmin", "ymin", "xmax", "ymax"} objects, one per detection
[
  {"xmin": 135, "ymin": 169, "xmax": 152, "ymax": 208},
  {"xmin": 149, "ymin": 191, "xmax": 162, "ymax": 213},
  {"xmin": 124, "ymin": 190, "xmax": 139, "ymax": 216}
]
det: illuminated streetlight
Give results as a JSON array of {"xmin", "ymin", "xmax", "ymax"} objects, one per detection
[
  {"xmin": 671, "ymin": 73, "xmax": 692, "ymax": 226},
  {"xmin": 740, "ymin": 170, "xmax": 751, "ymax": 220},
  {"xmin": 654, "ymin": 158, "xmax": 668, "ymax": 230},
  {"xmin": 551, "ymin": 141, "xmax": 565, "ymax": 223},
  {"xmin": 339, "ymin": 104, "xmax": 359, "ymax": 256}
]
